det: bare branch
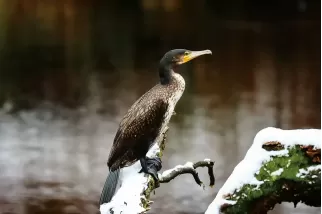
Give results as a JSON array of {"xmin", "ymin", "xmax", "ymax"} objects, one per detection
[{"xmin": 159, "ymin": 160, "xmax": 215, "ymax": 188}]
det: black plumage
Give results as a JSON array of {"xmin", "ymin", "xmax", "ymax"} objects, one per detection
[{"xmin": 99, "ymin": 49, "xmax": 212, "ymax": 205}]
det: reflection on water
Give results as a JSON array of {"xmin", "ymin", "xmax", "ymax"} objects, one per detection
[{"xmin": 0, "ymin": 1, "xmax": 320, "ymax": 214}]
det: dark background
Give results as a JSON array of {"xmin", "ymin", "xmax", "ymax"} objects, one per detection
[{"xmin": 0, "ymin": 0, "xmax": 320, "ymax": 214}]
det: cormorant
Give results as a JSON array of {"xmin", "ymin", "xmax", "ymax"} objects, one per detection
[{"xmin": 99, "ymin": 49, "xmax": 212, "ymax": 205}]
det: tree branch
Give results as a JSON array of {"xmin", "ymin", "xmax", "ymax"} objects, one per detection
[
  {"xmin": 205, "ymin": 127, "xmax": 321, "ymax": 214},
  {"xmin": 99, "ymin": 127, "xmax": 216, "ymax": 214},
  {"xmin": 159, "ymin": 160, "xmax": 215, "ymax": 188}
]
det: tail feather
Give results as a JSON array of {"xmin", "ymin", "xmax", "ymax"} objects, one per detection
[{"xmin": 99, "ymin": 168, "xmax": 120, "ymax": 205}]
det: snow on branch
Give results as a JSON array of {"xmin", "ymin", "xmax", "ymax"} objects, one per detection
[
  {"xmin": 159, "ymin": 160, "xmax": 215, "ymax": 188},
  {"xmin": 100, "ymin": 127, "xmax": 215, "ymax": 214},
  {"xmin": 205, "ymin": 127, "xmax": 321, "ymax": 214}
]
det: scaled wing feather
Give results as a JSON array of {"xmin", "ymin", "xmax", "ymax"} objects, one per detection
[{"xmin": 107, "ymin": 97, "xmax": 169, "ymax": 170}]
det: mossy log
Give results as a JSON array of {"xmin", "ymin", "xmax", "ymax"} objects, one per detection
[{"xmin": 205, "ymin": 127, "xmax": 321, "ymax": 214}]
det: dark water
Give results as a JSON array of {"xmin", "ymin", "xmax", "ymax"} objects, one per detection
[{"xmin": 0, "ymin": 1, "xmax": 320, "ymax": 214}]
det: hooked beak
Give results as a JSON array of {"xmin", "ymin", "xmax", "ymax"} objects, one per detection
[{"xmin": 180, "ymin": 49, "xmax": 212, "ymax": 64}]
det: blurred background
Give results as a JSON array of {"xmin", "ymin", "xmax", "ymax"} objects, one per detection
[{"xmin": 0, "ymin": 0, "xmax": 320, "ymax": 214}]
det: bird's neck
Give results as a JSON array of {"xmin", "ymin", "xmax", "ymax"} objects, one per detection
[{"xmin": 159, "ymin": 65, "xmax": 174, "ymax": 85}]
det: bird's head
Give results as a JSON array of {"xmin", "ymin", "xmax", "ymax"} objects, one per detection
[{"xmin": 160, "ymin": 49, "xmax": 212, "ymax": 68}]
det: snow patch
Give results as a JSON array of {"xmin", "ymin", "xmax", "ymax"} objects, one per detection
[
  {"xmin": 100, "ymin": 143, "xmax": 160, "ymax": 214},
  {"xmin": 161, "ymin": 161, "xmax": 194, "ymax": 178},
  {"xmin": 296, "ymin": 165, "xmax": 321, "ymax": 178},
  {"xmin": 271, "ymin": 168, "xmax": 284, "ymax": 176},
  {"xmin": 286, "ymin": 159, "xmax": 291, "ymax": 168},
  {"xmin": 205, "ymin": 127, "xmax": 321, "ymax": 214}
]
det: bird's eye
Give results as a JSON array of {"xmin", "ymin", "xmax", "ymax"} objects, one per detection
[{"xmin": 184, "ymin": 52, "xmax": 189, "ymax": 56}]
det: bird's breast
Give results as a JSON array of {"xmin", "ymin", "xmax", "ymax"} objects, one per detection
[{"xmin": 162, "ymin": 75, "xmax": 185, "ymax": 130}]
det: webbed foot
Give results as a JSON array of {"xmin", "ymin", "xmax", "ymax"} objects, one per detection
[{"xmin": 139, "ymin": 157, "xmax": 162, "ymax": 183}]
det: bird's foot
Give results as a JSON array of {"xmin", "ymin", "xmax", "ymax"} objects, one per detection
[{"xmin": 139, "ymin": 157, "xmax": 162, "ymax": 184}]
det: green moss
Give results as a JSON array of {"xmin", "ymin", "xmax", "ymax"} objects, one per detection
[
  {"xmin": 156, "ymin": 132, "xmax": 167, "ymax": 158},
  {"xmin": 140, "ymin": 197, "xmax": 149, "ymax": 210},
  {"xmin": 222, "ymin": 145, "xmax": 321, "ymax": 214},
  {"xmin": 256, "ymin": 146, "xmax": 311, "ymax": 181},
  {"xmin": 144, "ymin": 178, "xmax": 155, "ymax": 198},
  {"xmin": 140, "ymin": 130, "xmax": 168, "ymax": 211},
  {"xmin": 140, "ymin": 177, "xmax": 156, "ymax": 211}
]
